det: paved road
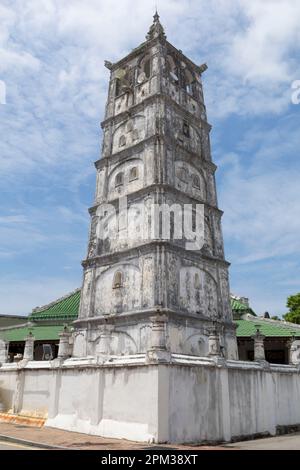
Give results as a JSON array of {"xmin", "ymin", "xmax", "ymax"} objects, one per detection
[
  {"xmin": 226, "ymin": 433, "xmax": 300, "ymax": 450},
  {"xmin": 0, "ymin": 440, "xmax": 39, "ymax": 450}
]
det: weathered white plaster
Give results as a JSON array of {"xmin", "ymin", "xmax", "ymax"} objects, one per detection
[
  {"xmin": 1, "ymin": 358, "xmax": 300, "ymax": 443},
  {"xmin": 75, "ymin": 16, "xmax": 238, "ymax": 362}
]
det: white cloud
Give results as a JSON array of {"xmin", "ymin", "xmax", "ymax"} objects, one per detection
[
  {"xmin": 196, "ymin": 0, "xmax": 300, "ymax": 117},
  {"xmin": 0, "ymin": 3, "xmax": 40, "ymax": 72},
  {"xmin": 2, "ymin": 0, "xmax": 299, "ymax": 123},
  {"xmin": 228, "ymin": 0, "xmax": 300, "ymax": 83},
  {"xmin": 217, "ymin": 115, "xmax": 300, "ymax": 264},
  {"xmin": 1, "ymin": 0, "xmax": 300, "ymax": 315}
]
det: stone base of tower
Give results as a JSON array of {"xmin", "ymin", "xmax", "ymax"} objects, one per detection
[
  {"xmin": 1, "ymin": 356, "xmax": 300, "ymax": 444},
  {"xmin": 72, "ymin": 309, "xmax": 239, "ymax": 362}
]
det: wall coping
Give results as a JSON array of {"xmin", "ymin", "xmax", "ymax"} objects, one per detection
[{"xmin": 1, "ymin": 354, "xmax": 300, "ymax": 374}]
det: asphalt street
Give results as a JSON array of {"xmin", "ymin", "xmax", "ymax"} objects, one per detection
[{"xmin": 226, "ymin": 433, "xmax": 300, "ymax": 450}]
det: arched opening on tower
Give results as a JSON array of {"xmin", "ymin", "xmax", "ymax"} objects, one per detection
[
  {"xmin": 115, "ymin": 172, "xmax": 124, "ymax": 187},
  {"xmin": 113, "ymin": 271, "xmax": 123, "ymax": 289}
]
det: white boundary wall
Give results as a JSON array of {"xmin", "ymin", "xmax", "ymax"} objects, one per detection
[{"xmin": 0, "ymin": 355, "xmax": 300, "ymax": 443}]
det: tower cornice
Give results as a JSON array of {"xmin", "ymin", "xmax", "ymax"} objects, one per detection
[
  {"xmin": 101, "ymin": 92, "xmax": 212, "ymax": 132},
  {"xmin": 95, "ymin": 134, "xmax": 217, "ymax": 174},
  {"xmin": 81, "ymin": 240, "xmax": 230, "ymax": 269},
  {"xmin": 73, "ymin": 308, "xmax": 234, "ymax": 330},
  {"xmin": 88, "ymin": 184, "xmax": 223, "ymax": 217},
  {"xmin": 107, "ymin": 37, "xmax": 161, "ymax": 73},
  {"xmin": 106, "ymin": 37, "xmax": 206, "ymax": 78},
  {"xmin": 165, "ymin": 40, "xmax": 207, "ymax": 76}
]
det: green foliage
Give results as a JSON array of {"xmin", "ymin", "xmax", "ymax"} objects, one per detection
[
  {"xmin": 287, "ymin": 293, "xmax": 300, "ymax": 311},
  {"xmin": 283, "ymin": 311, "xmax": 300, "ymax": 324},
  {"xmin": 271, "ymin": 316, "xmax": 281, "ymax": 321},
  {"xmin": 283, "ymin": 293, "xmax": 300, "ymax": 325}
]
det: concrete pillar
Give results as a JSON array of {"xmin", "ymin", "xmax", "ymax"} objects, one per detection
[
  {"xmin": 208, "ymin": 330, "xmax": 221, "ymax": 357},
  {"xmin": 12, "ymin": 370, "xmax": 25, "ymax": 414},
  {"xmin": 150, "ymin": 315, "xmax": 168, "ymax": 350},
  {"xmin": 219, "ymin": 367, "xmax": 231, "ymax": 442},
  {"xmin": 58, "ymin": 327, "xmax": 72, "ymax": 359},
  {"xmin": 147, "ymin": 314, "xmax": 171, "ymax": 363},
  {"xmin": 156, "ymin": 365, "xmax": 170, "ymax": 443},
  {"xmin": 0, "ymin": 340, "xmax": 8, "ymax": 412},
  {"xmin": 289, "ymin": 339, "xmax": 300, "ymax": 365},
  {"xmin": 47, "ymin": 368, "xmax": 62, "ymax": 420},
  {"xmin": 0, "ymin": 340, "xmax": 9, "ymax": 365},
  {"xmin": 23, "ymin": 332, "xmax": 35, "ymax": 361},
  {"xmin": 96, "ymin": 325, "xmax": 114, "ymax": 362},
  {"xmin": 97, "ymin": 332, "xmax": 111, "ymax": 356},
  {"xmin": 252, "ymin": 327, "xmax": 266, "ymax": 361}
]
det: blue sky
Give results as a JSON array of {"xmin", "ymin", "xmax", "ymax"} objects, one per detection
[{"xmin": 0, "ymin": 0, "xmax": 300, "ymax": 316}]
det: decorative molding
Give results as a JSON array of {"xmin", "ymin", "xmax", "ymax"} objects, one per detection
[
  {"xmin": 82, "ymin": 240, "xmax": 230, "ymax": 268},
  {"xmin": 101, "ymin": 92, "xmax": 211, "ymax": 131},
  {"xmin": 89, "ymin": 183, "xmax": 223, "ymax": 217}
]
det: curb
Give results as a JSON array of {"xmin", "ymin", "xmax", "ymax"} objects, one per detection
[{"xmin": 0, "ymin": 433, "xmax": 71, "ymax": 450}]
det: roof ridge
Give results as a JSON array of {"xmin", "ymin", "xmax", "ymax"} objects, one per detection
[
  {"xmin": 0, "ymin": 322, "xmax": 30, "ymax": 333},
  {"xmin": 247, "ymin": 314, "xmax": 300, "ymax": 330},
  {"xmin": 31, "ymin": 288, "xmax": 81, "ymax": 314},
  {"xmin": 280, "ymin": 319, "xmax": 300, "ymax": 329},
  {"xmin": 0, "ymin": 314, "xmax": 26, "ymax": 319}
]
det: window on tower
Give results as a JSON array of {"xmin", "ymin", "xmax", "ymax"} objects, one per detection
[
  {"xmin": 183, "ymin": 122, "xmax": 190, "ymax": 138},
  {"xmin": 115, "ymin": 78, "xmax": 121, "ymax": 97},
  {"xmin": 182, "ymin": 68, "xmax": 196, "ymax": 97},
  {"xmin": 167, "ymin": 55, "xmax": 179, "ymax": 84},
  {"xmin": 115, "ymin": 67, "xmax": 132, "ymax": 96},
  {"xmin": 192, "ymin": 175, "xmax": 200, "ymax": 189},
  {"xmin": 186, "ymin": 83, "xmax": 193, "ymax": 95},
  {"xmin": 144, "ymin": 58, "xmax": 151, "ymax": 79},
  {"xmin": 194, "ymin": 273, "xmax": 201, "ymax": 290},
  {"xmin": 129, "ymin": 167, "xmax": 139, "ymax": 181},
  {"xmin": 119, "ymin": 135, "xmax": 126, "ymax": 147},
  {"xmin": 137, "ymin": 55, "xmax": 151, "ymax": 84},
  {"xmin": 115, "ymin": 172, "xmax": 124, "ymax": 187},
  {"xmin": 113, "ymin": 271, "xmax": 123, "ymax": 289}
]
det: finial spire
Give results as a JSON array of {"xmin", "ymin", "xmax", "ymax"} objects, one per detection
[{"xmin": 146, "ymin": 10, "xmax": 166, "ymax": 40}]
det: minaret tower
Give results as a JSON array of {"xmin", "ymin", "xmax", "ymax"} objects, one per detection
[{"xmin": 73, "ymin": 13, "xmax": 238, "ymax": 360}]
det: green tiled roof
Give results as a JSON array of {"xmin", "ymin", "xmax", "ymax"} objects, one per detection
[
  {"xmin": 29, "ymin": 289, "xmax": 80, "ymax": 321},
  {"xmin": 236, "ymin": 319, "xmax": 300, "ymax": 338},
  {"xmin": 230, "ymin": 298, "xmax": 256, "ymax": 317},
  {"xmin": 231, "ymin": 299, "xmax": 250, "ymax": 312},
  {"xmin": 1, "ymin": 325, "xmax": 64, "ymax": 342}
]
